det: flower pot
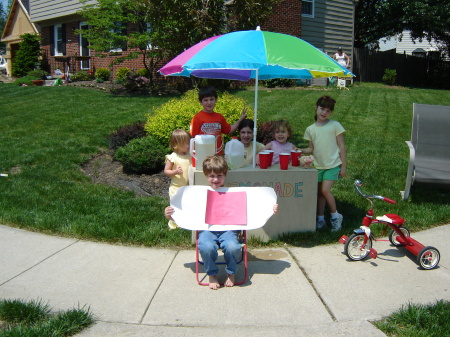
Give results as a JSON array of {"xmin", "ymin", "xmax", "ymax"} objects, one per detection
[{"xmin": 32, "ymin": 80, "xmax": 44, "ymax": 86}]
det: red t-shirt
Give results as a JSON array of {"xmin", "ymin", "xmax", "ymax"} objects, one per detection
[{"xmin": 190, "ymin": 110, "xmax": 231, "ymax": 155}]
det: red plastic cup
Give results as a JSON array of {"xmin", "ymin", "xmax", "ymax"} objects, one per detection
[
  {"xmin": 279, "ymin": 152, "xmax": 290, "ymax": 170},
  {"xmin": 291, "ymin": 150, "xmax": 302, "ymax": 167},
  {"xmin": 259, "ymin": 152, "xmax": 270, "ymax": 169},
  {"xmin": 191, "ymin": 150, "xmax": 196, "ymax": 168},
  {"xmin": 266, "ymin": 150, "xmax": 274, "ymax": 166}
]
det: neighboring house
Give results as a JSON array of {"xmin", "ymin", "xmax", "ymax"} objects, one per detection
[
  {"xmin": 378, "ymin": 30, "xmax": 447, "ymax": 60},
  {"xmin": 10, "ymin": 0, "xmax": 354, "ymax": 79},
  {"xmin": 0, "ymin": 0, "xmax": 39, "ymax": 77}
]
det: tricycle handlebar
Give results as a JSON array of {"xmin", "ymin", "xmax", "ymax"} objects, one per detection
[{"xmin": 354, "ymin": 180, "xmax": 396, "ymax": 204}]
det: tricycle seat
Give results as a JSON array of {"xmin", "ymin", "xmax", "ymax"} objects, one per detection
[{"xmin": 376, "ymin": 214, "xmax": 405, "ymax": 225}]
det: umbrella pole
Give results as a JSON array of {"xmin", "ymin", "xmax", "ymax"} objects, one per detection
[{"xmin": 252, "ymin": 70, "xmax": 259, "ymax": 168}]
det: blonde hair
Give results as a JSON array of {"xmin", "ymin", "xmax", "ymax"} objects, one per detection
[
  {"xmin": 169, "ymin": 129, "xmax": 190, "ymax": 152},
  {"xmin": 273, "ymin": 120, "xmax": 293, "ymax": 139},
  {"xmin": 203, "ymin": 155, "xmax": 228, "ymax": 176}
]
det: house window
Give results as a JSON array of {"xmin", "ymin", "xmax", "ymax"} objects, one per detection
[
  {"xmin": 55, "ymin": 24, "xmax": 64, "ymax": 56},
  {"xmin": 302, "ymin": 0, "xmax": 314, "ymax": 18},
  {"xmin": 79, "ymin": 22, "xmax": 90, "ymax": 69}
]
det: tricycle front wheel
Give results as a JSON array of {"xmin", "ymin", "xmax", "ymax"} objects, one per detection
[
  {"xmin": 388, "ymin": 227, "xmax": 410, "ymax": 246},
  {"xmin": 344, "ymin": 233, "xmax": 372, "ymax": 261},
  {"xmin": 417, "ymin": 246, "xmax": 440, "ymax": 270}
]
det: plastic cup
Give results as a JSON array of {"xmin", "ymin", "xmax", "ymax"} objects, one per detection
[
  {"xmin": 291, "ymin": 150, "xmax": 302, "ymax": 167},
  {"xmin": 191, "ymin": 150, "xmax": 196, "ymax": 168},
  {"xmin": 266, "ymin": 150, "xmax": 274, "ymax": 166},
  {"xmin": 259, "ymin": 152, "xmax": 270, "ymax": 169},
  {"xmin": 279, "ymin": 152, "xmax": 290, "ymax": 170}
]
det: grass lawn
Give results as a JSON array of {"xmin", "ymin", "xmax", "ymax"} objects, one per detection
[{"xmin": 0, "ymin": 82, "xmax": 449, "ymax": 248}]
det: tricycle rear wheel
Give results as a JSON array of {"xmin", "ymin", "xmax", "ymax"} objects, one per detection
[
  {"xmin": 417, "ymin": 246, "xmax": 440, "ymax": 270},
  {"xmin": 388, "ymin": 227, "xmax": 410, "ymax": 246},
  {"xmin": 344, "ymin": 233, "xmax": 372, "ymax": 261}
]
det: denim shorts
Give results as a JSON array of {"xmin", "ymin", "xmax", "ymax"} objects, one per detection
[{"xmin": 317, "ymin": 166, "xmax": 341, "ymax": 182}]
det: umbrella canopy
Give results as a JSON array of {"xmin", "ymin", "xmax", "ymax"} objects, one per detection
[{"xmin": 159, "ymin": 28, "xmax": 354, "ymax": 166}]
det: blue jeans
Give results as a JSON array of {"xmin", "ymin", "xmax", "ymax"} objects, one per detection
[{"xmin": 198, "ymin": 230, "xmax": 242, "ymax": 276}]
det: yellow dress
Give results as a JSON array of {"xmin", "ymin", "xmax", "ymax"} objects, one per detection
[{"xmin": 166, "ymin": 152, "xmax": 191, "ymax": 229}]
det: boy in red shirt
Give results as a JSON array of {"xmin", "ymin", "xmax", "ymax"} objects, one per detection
[{"xmin": 190, "ymin": 86, "xmax": 247, "ymax": 155}]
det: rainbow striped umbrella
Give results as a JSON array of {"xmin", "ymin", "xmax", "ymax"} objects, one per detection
[{"xmin": 159, "ymin": 28, "xmax": 354, "ymax": 166}]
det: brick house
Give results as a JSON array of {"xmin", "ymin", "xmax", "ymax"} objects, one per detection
[{"xmin": 6, "ymin": 0, "xmax": 354, "ymax": 79}]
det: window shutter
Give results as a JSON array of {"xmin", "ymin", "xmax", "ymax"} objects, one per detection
[
  {"xmin": 49, "ymin": 26, "xmax": 55, "ymax": 56},
  {"xmin": 61, "ymin": 24, "xmax": 66, "ymax": 55}
]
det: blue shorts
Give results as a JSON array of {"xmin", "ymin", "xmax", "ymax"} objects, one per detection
[{"xmin": 317, "ymin": 166, "xmax": 341, "ymax": 183}]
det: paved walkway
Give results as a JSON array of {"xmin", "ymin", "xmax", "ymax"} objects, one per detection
[{"xmin": 1, "ymin": 224, "xmax": 449, "ymax": 336}]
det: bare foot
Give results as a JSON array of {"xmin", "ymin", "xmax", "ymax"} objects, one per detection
[
  {"xmin": 208, "ymin": 275, "xmax": 220, "ymax": 290},
  {"xmin": 225, "ymin": 274, "xmax": 235, "ymax": 287}
]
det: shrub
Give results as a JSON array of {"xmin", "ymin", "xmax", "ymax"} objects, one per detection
[
  {"xmin": 71, "ymin": 70, "xmax": 94, "ymax": 82},
  {"xmin": 124, "ymin": 76, "xmax": 149, "ymax": 93},
  {"xmin": 109, "ymin": 121, "xmax": 146, "ymax": 150},
  {"xmin": 114, "ymin": 136, "xmax": 169, "ymax": 174},
  {"xmin": 14, "ymin": 75, "xmax": 40, "ymax": 86},
  {"xmin": 27, "ymin": 69, "xmax": 49, "ymax": 80},
  {"xmin": 116, "ymin": 67, "xmax": 131, "ymax": 81},
  {"xmin": 133, "ymin": 68, "xmax": 149, "ymax": 78},
  {"xmin": 263, "ymin": 78, "xmax": 296, "ymax": 88},
  {"xmin": 145, "ymin": 89, "xmax": 254, "ymax": 145},
  {"xmin": 257, "ymin": 121, "xmax": 276, "ymax": 144},
  {"xmin": 95, "ymin": 68, "xmax": 110, "ymax": 81},
  {"xmin": 12, "ymin": 33, "xmax": 41, "ymax": 77},
  {"xmin": 382, "ymin": 68, "xmax": 397, "ymax": 85}
]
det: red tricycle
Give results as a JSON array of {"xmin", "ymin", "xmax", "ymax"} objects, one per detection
[{"xmin": 339, "ymin": 180, "xmax": 440, "ymax": 270}]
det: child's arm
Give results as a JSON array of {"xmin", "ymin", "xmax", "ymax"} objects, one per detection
[
  {"xmin": 337, "ymin": 133, "xmax": 346, "ymax": 178},
  {"xmin": 262, "ymin": 141, "xmax": 273, "ymax": 151},
  {"xmin": 164, "ymin": 206, "xmax": 174, "ymax": 221},
  {"xmin": 163, "ymin": 159, "xmax": 183, "ymax": 177},
  {"xmin": 299, "ymin": 141, "xmax": 314, "ymax": 154},
  {"xmin": 229, "ymin": 108, "xmax": 247, "ymax": 134}
]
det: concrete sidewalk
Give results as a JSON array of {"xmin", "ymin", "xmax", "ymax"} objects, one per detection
[{"xmin": 1, "ymin": 224, "xmax": 449, "ymax": 336}]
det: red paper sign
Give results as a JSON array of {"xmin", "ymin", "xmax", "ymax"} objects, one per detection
[{"xmin": 205, "ymin": 190, "xmax": 247, "ymax": 225}]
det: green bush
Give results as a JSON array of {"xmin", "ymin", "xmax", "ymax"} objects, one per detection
[
  {"xmin": 114, "ymin": 136, "xmax": 169, "ymax": 174},
  {"xmin": 145, "ymin": 89, "xmax": 254, "ymax": 145},
  {"xmin": 12, "ymin": 33, "xmax": 41, "ymax": 77},
  {"xmin": 133, "ymin": 68, "xmax": 150, "ymax": 78},
  {"xmin": 14, "ymin": 75, "xmax": 40, "ymax": 86},
  {"xmin": 71, "ymin": 70, "xmax": 94, "ymax": 82},
  {"xmin": 27, "ymin": 69, "xmax": 49, "ymax": 80},
  {"xmin": 116, "ymin": 67, "xmax": 131, "ymax": 81},
  {"xmin": 95, "ymin": 68, "xmax": 110, "ymax": 81},
  {"xmin": 382, "ymin": 68, "xmax": 397, "ymax": 85},
  {"xmin": 263, "ymin": 78, "xmax": 296, "ymax": 88}
]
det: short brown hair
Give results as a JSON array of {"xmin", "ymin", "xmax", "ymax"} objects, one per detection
[
  {"xmin": 169, "ymin": 129, "xmax": 191, "ymax": 152},
  {"xmin": 203, "ymin": 155, "xmax": 228, "ymax": 176}
]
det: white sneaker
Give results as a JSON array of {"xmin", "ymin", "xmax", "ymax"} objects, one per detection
[
  {"xmin": 316, "ymin": 219, "xmax": 327, "ymax": 230},
  {"xmin": 331, "ymin": 213, "xmax": 343, "ymax": 232}
]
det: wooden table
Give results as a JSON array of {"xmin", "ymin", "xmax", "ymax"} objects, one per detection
[{"xmin": 189, "ymin": 164, "xmax": 318, "ymax": 241}]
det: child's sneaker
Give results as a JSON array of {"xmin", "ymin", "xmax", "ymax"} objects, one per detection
[
  {"xmin": 316, "ymin": 219, "xmax": 327, "ymax": 230},
  {"xmin": 331, "ymin": 213, "xmax": 343, "ymax": 232}
]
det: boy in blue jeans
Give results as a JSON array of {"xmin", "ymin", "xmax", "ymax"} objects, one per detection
[{"xmin": 165, "ymin": 155, "xmax": 278, "ymax": 290}]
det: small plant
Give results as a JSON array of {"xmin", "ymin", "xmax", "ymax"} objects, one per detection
[
  {"xmin": 109, "ymin": 121, "xmax": 146, "ymax": 150},
  {"xmin": 115, "ymin": 67, "xmax": 131, "ymax": 81},
  {"xmin": 382, "ymin": 68, "xmax": 397, "ymax": 85},
  {"xmin": 124, "ymin": 75, "xmax": 149, "ymax": 93},
  {"xmin": 95, "ymin": 68, "xmax": 110, "ymax": 81},
  {"xmin": 263, "ymin": 78, "xmax": 295, "ymax": 88},
  {"xmin": 14, "ymin": 75, "xmax": 40, "ymax": 86},
  {"xmin": 145, "ymin": 89, "xmax": 253, "ymax": 146},
  {"xmin": 256, "ymin": 120, "xmax": 276, "ymax": 145},
  {"xmin": 71, "ymin": 70, "xmax": 94, "ymax": 82},
  {"xmin": 133, "ymin": 68, "xmax": 150, "ymax": 78},
  {"xmin": 114, "ymin": 136, "xmax": 169, "ymax": 175},
  {"xmin": 27, "ymin": 69, "xmax": 49, "ymax": 80}
]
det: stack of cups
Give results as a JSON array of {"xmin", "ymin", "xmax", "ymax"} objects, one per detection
[
  {"xmin": 279, "ymin": 153, "xmax": 290, "ymax": 170},
  {"xmin": 291, "ymin": 150, "xmax": 302, "ymax": 167}
]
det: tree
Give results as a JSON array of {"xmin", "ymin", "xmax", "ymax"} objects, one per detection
[
  {"xmin": 226, "ymin": 0, "xmax": 278, "ymax": 31},
  {"xmin": 12, "ymin": 33, "xmax": 41, "ymax": 77},
  {"xmin": 0, "ymin": 2, "xmax": 7, "ymax": 51},
  {"xmin": 354, "ymin": 0, "xmax": 450, "ymax": 57},
  {"xmin": 78, "ymin": 0, "xmax": 226, "ymax": 86}
]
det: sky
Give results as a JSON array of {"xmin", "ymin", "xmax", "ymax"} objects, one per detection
[{"xmin": 1, "ymin": 0, "xmax": 8, "ymax": 13}]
